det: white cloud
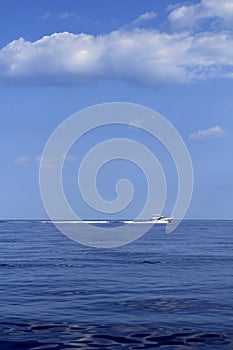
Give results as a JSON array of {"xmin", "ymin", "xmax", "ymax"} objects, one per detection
[
  {"xmin": 168, "ymin": 0, "xmax": 233, "ymax": 29},
  {"xmin": 14, "ymin": 156, "xmax": 31, "ymax": 165},
  {"xmin": 225, "ymin": 72, "xmax": 233, "ymax": 78},
  {"xmin": 128, "ymin": 118, "xmax": 144, "ymax": 127},
  {"xmin": 36, "ymin": 154, "xmax": 76, "ymax": 168},
  {"xmin": 41, "ymin": 11, "xmax": 82, "ymax": 21},
  {"xmin": 41, "ymin": 12, "xmax": 52, "ymax": 20},
  {"xmin": 14, "ymin": 155, "xmax": 76, "ymax": 167},
  {"xmin": 65, "ymin": 155, "xmax": 77, "ymax": 163},
  {"xmin": 36, "ymin": 156, "xmax": 56, "ymax": 169},
  {"xmin": 0, "ymin": 29, "xmax": 233, "ymax": 87},
  {"xmin": 189, "ymin": 126, "xmax": 225, "ymax": 140},
  {"xmin": 57, "ymin": 12, "xmax": 82, "ymax": 20},
  {"xmin": 133, "ymin": 11, "xmax": 157, "ymax": 25},
  {"xmin": 166, "ymin": 4, "xmax": 182, "ymax": 12}
]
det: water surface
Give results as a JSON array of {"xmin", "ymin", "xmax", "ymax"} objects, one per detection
[{"xmin": 0, "ymin": 220, "xmax": 232, "ymax": 349}]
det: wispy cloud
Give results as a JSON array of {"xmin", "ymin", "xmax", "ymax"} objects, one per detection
[
  {"xmin": 41, "ymin": 12, "xmax": 52, "ymax": 20},
  {"xmin": 65, "ymin": 155, "xmax": 77, "ymax": 163},
  {"xmin": 128, "ymin": 118, "xmax": 144, "ymax": 128},
  {"xmin": 14, "ymin": 156, "xmax": 31, "ymax": 165},
  {"xmin": 14, "ymin": 155, "xmax": 76, "ymax": 167},
  {"xmin": 133, "ymin": 11, "xmax": 157, "ymax": 25},
  {"xmin": 57, "ymin": 12, "xmax": 82, "ymax": 20},
  {"xmin": 36, "ymin": 155, "xmax": 77, "ymax": 168},
  {"xmin": 189, "ymin": 126, "xmax": 225, "ymax": 140},
  {"xmin": 41, "ymin": 11, "xmax": 82, "ymax": 21},
  {"xmin": 168, "ymin": 0, "xmax": 233, "ymax": 29},
  {"xmin": 36, "ymin": 156, "xmax": 55, "ymax": 169}
]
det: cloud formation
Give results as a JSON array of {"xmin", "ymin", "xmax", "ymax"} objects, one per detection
[
  {"xmin": 14, "ymin": 156, "xmax": 31, "ymax": 165},
  {"xmin": 41, "ymin": 11, "xmax": 82, "ymax": 21},
  {"xmin": 36, "ymin": 155, "xmax": 77, "ymax": 168},
  {"xmin": 58, "ymin": 12, "xmax": 80, "ymax": 20},
  {"xmin": 133, "ymin": 11, "xmax": 157, "ymax": 25},
  {"xmin": 1, "ymin": 0, "xmax": 233, "ymax": 87},
  {"xmin": 14, "ymin": 155, "xmax": 77, "ymax": 167},
  {"xmin": 189, "ymin": 126, "xmax": 225, "ymax": 140},
  {"xmin": 168, "ymin": 0, "xmax": 233, "ymax": 29},
  {"xmin": 0, "ymin": 29, "xmax": 233, "ymax": 87}
]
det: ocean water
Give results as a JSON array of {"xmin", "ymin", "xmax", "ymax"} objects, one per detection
[{"xmin": 0, "ymin": 220, "xmax": 233, "ymax": 349}]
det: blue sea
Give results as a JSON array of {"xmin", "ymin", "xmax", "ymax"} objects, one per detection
[{"xmin": 0, "ymin": 220, "xmax": 233, "ymax": 349}]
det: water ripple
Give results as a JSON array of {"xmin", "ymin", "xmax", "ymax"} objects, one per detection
[{"xmin": 0, "ymin": 322, "xmax": 232, "ymax": 349}]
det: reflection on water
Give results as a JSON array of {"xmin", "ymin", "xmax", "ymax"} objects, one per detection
[{"xmin": 1, "ymin": 322, "xmax": 233, "ymax": 349}]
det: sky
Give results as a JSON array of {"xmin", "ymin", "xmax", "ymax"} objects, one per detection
[{"xmin": 0, "ymin": 0, "xmax": 233, "ymax": 220}]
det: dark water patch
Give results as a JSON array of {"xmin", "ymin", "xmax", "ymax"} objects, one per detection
[
  {"xmin": 0, "ymin": 323, "xmax": 232, "ymax": 349},
  {"xmin": 134, "ymin": 260, "xmax": 163, "ymax": 265}
]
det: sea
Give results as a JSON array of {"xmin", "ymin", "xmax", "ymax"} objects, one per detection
[{"xmin": 0, "ymin": 220, "xmax": 233, "ymax": 349}]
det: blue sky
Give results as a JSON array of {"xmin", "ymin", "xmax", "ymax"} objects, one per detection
[{"xmin": 1, "ymin": 0, "xmax": 233, "ymax": 219}]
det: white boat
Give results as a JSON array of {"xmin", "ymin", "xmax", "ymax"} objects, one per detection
[
  {"xmin": 149, "ymin": 214, "xmax": 173, "ymax": 224},
  {"xmin": 48, "ymin": 214, "xmax": 173, "ymax": 225},
  {"xmin": 123, "ymin": 214, "xmax": 173, "ymax": 224}
]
